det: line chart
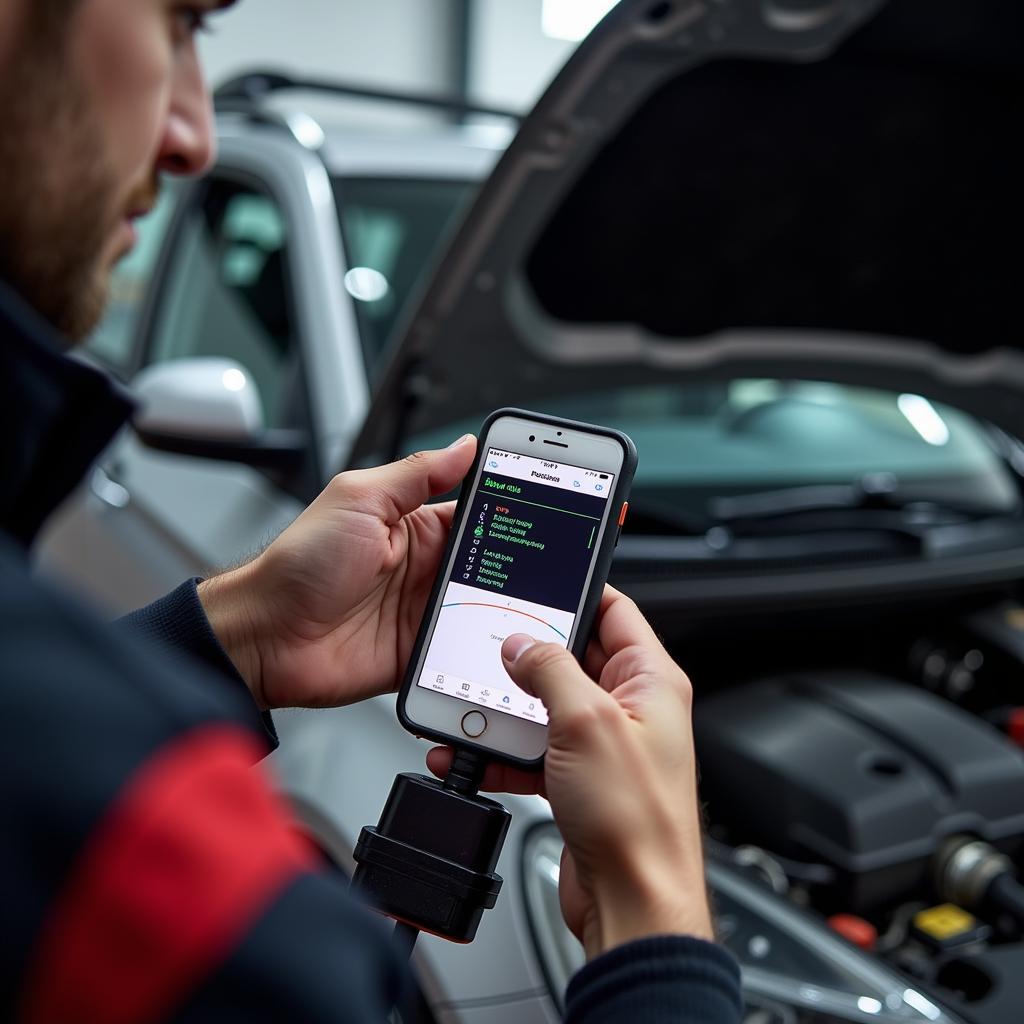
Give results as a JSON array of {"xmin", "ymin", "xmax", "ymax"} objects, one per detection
[{"xmin": 439, "ymin": 601, "xmax": 568, "ymax": 640}]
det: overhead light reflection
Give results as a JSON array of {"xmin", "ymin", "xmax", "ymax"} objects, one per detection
[
  {"xmin": 344, "ymin": 266, "xmax": 390, "ymax": 303},
  {"xmin": 538, "ymin": 852, "xmax": 560, "ymax": 885},
  {"xmin": 902, "ymin": 988, "xmax": 942, "ymax": 1021},
  {"xmin": 897, "ymin": 394, "xmax": 950, "ymax": 446},
  {"xmin": 542, "ymin": 0, "xmax": 618, "ymax": 41},
  {"xmin": 222, "ymin": 368, "xmax": 247, "ymax": 392}
]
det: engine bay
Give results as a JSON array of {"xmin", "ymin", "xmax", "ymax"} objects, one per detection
[{"xmin": 682, "ymin": 598, "xmax": 1024, "ymax": 1024}]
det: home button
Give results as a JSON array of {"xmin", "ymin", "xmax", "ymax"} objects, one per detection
[{"xmin": 461, "ymin": 710, "xmax": 488, "ymax": 738}]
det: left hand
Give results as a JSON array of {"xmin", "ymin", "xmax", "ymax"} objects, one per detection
[{"xmin": 198, "ymin": 435, "xmax": 477, "ymax": 709}]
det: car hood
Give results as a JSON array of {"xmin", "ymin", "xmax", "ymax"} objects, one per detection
[{"xmin": 350, "ymin": 0, "xmax": 1023, "ymax": 462}]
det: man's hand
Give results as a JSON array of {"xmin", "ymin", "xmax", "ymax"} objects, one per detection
[
  {"xmin": 427, "ymin": 588, "xmax": 713, "ymax": 960},
  {"xmin": 198, "ymin": 435, "xmax": 477, "ymax": 710}
]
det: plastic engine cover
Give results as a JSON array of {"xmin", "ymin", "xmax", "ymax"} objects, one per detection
[{"xmin": 695, "ymin": 673, "xmax": 1024, "ymax": 909}]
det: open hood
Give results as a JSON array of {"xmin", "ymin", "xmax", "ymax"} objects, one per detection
[{"xmin": 351, "ymin": 0, "xmax": 1023, "ymax": 463}]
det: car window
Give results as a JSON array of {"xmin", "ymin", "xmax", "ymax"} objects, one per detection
[
  {"xmin": 334, "ymin": 178, "xmax": 474, "ymax": 377},
  {"xmin": 83, "ymin": 184, "xmax": 178, "ymax": 376},
  {"xmin": 146, "ymin": 178, "xmax": 300, "ymax": 431}
]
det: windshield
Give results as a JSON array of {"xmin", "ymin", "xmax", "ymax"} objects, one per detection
[
  {"xmin": 330, "ymin": 184, "xmax": 1019, "ymax": 535},
  {"xmin": 407, "ymin": 380, "xmax": 1021, "ymax": 533},
  {"xmin": 333, "ymin": 177, "xmax": 475, "ymax": 377}
]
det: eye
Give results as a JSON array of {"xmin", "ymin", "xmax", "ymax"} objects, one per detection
[{"xmin": 173, "ymin": 5, "xmax": 214, "ymax": 41}]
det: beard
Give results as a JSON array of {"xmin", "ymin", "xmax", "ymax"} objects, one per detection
[{"xmin": 0, "ymin": 20, "xmax": 153, "ymax": 343}]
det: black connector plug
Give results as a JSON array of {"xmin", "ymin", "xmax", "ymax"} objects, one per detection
[{"xmin": 352, "ymin": 750, "xmax": 511, "ymax": 945}]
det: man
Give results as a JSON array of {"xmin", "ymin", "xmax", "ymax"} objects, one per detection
[{"xmin": 0, "ymin": 1, "xmax": 741, "ymax": 1021}]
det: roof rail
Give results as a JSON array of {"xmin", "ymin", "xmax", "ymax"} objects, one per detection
[{"xmin": 214, "ymin": 70, "xmax": 522, "ymax": 123}]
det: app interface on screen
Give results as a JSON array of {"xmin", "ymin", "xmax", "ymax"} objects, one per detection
[{"xmin": 417, "ymin": 447, "xmax": 614, "ymax": 724}]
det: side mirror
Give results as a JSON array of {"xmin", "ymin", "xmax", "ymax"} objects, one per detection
[{"xmin": 132, "ymin": 357, "xmax": 306, "ymax": 472}]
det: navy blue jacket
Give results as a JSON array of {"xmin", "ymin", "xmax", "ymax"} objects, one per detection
[{"xmin": 0, "ymin": 277, "xmax": 742, "ymax": 1023}]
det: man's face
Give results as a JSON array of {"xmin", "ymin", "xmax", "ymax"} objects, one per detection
[{"xmin": 0, "ymin": 1, "xmax": 225, "ymax": 341}]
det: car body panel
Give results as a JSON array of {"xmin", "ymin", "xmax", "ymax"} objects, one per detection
[
  {"xmin": 211, "ymin": 128, "xmax": 371, "ymax": 472},
  {"xmin": 316, "ymin": 125, "xmax": 509, "ymax": 180}
]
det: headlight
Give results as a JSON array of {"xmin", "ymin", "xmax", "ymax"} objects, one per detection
[{"xmin": 523, "ymin": 823, "xmax": 964, "ymax": 1023}]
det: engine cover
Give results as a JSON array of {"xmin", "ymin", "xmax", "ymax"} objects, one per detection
[{"xmin": 695, "ymin": 673, "xmax": 1024, "ymax": 909}]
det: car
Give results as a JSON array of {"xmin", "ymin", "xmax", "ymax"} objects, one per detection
[{"xmin": 39, "ymin": 1, "xmax": 1024, "ymax": 1022}]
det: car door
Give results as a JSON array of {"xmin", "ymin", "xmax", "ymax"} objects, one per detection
[{"xmin": 38, "ymin": 170, "xmax": 318, "ymax": 613}]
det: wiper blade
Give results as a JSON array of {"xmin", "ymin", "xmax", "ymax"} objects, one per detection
[
  {"xmin": 711, "ymin": 482, "xmax": 875, "ymax": 522},
  {"xmin": 715, "ymin": 509, "xmax": 930, "ymax": 548},
  {"xmin": 709, "ymin": 473, "xmax": 984, "ymax": 527},
  {"xmin": 624, "ymin": 492, "xmax": 927, "ymax": 558}
]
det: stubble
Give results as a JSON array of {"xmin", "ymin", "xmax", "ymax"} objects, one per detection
[{"xmin": 0, "ymin": 11, "xmax": 121, "ymax": 342}]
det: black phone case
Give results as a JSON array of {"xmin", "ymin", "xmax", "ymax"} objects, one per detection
[{"xmin": 396, "ymin": 407, "xmax": 638, "ymax": 769}]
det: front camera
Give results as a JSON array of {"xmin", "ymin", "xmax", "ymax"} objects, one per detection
[{"xmin": 529, "ymin": 435, "xmax": 535, "ymax": 442}]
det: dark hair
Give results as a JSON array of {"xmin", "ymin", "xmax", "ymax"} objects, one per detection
[{"xmin": 30, "ymin": 0, "xmax": 81, "ymax": 41}]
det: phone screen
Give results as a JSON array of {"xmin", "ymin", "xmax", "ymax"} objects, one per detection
[{"xmin": 416, "ymin": 446, "xmax": 615, "ymax": 724}]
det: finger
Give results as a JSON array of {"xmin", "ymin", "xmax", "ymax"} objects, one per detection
[
  {"xmin": 430, "ymin": 500, "xmax": 457, "ymax": 530},
  {"xmin": 426, "ymin": 746, "xmax": 546, "ymax": 797},
  {"xmin": 594, "ymin": 587, "xmax": 666, "ymax": 661},
  {"xmin": 342, "ymin": 435, "xmax": 477, "ymax": 523},
  {"xmin": 501, "ymin": 635, "xmax": 607, "ymax": 721},
  {"xmin": 590, "ymin": 591, "xmax": 691, "ymax": 702},
  {"xmin": 577, "ymin": 586, "xmax": 617, "ymax": 680}
]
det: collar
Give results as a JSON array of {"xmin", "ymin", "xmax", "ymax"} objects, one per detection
[{"xmin": 0, "ymin": 278, "xmax": 135, "ymax": 548}]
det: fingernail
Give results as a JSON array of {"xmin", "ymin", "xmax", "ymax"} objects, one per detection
[
  {"xmin": 448, "ymin": 433, "xmax": 474, "ymax": 448},
  {"xmin": 502, "ymin": 633, "xmax": 536, "ymax": 663}
]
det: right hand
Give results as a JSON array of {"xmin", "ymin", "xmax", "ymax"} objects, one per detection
[{"xmin": 427, "ymin": 587, "xmax": 713, "ymax": 959}]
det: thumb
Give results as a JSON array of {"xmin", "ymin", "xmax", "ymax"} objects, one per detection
[
  {"xmin": 347, "ymin": 434, "xmax": 476, "ymax": 522},
  {"xmin": 502, "ymin": 634, "xmax": 602, "ymax": 721}
]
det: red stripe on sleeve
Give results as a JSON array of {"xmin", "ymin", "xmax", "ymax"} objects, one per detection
[{"xmin": 18, "ymin": 726, "xmax": 317, "ymax": 1024}]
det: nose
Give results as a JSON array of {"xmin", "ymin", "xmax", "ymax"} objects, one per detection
[{"xmin": 156, "ymin": 42, "xmax": 216, "ymax": 176}]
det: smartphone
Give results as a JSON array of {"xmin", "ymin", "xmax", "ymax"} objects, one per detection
[{"xmin": 398, "ymin": 408, "xmax": 637, "ymax": 767}]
